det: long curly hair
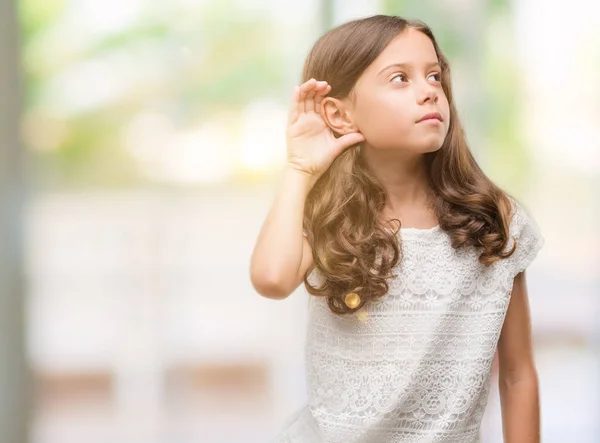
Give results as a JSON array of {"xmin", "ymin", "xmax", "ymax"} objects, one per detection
[{"xmin": 301, "ymin": 15, "xmax": 517, "ymax": 315}]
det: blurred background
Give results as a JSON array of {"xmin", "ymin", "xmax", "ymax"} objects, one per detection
[{"xmin": 0, "ymin": 0, "xmax": 598, "ymax": 442}]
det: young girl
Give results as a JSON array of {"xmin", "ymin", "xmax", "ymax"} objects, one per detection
[{"xmin": 250, "ymin": 14, "xmax": 544, "ymax": 443}]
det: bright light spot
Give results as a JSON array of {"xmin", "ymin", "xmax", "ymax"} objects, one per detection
[
  {"xmin": 44, "ymin": 56, "xmax": 135, "ymax": 114},
  {"xmin": 69, "ymin": 0, "xmax": 143, "ymax": 37},
  {"xmin": 124, "ymin": 113, "xmax": 234, "ymax": 184},
  {"xmin": 239, "ymin": 100, "xmax": 287, "ymax": 173},
  {"xmin": 124, "ymin": 112, "xmax": 174, "ymax": 163},
  {"xmin": 161, "ymin": 127, "xmax": 233, "ymax": 184}
]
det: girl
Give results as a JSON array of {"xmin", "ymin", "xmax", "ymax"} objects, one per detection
[{"xmin": 250, "ymin": 15, "xmax": 544, "ymax": 443}]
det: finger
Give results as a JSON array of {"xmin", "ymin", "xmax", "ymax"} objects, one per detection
[
  {"xmin": 298, "ymin": 79, "xmax": 316, "ymax": 114},
  {"xmin": 304, "ymin": 81, "xmax": 319, "ymax": 113},
  {"xmin": 314, "ymin": 83, "xmax": 331, "ymax": 114},
  {"xmin": 333, "ymin": 132, "xmax": 365, "ymax": 156},
  {"xmin": 306, "ymin": 80, "xmax": 328, "ymax": 113},
  {"xmin": 288, "ymin": 85, "xmax": 300, "ymax": 125}
]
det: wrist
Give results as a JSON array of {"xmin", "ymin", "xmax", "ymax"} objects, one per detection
[{"xmin": 284, "ymin": 165, "xmax": 319, "ymax": 190}]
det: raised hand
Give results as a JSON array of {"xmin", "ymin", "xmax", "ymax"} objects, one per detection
[{"xmin": 286, "ymin": 78, "xmax": 365, "ymax": 180}]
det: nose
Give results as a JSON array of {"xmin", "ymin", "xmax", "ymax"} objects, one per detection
[{"xmin": 417, "ymin": 81, "xmax": 439, "ymax": 105}]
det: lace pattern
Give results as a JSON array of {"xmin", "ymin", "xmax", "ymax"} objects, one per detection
[{"xmin": 274, "ymin": 198, "xmax": 544, "ymax": 443}]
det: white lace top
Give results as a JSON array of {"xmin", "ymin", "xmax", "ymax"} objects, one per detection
[{"xmin": 273, "ymin": 198, "xmax": 545, "ymax": 443}]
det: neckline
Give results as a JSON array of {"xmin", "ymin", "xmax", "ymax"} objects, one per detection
[
  {"xmin": 399, "ymin": 224, "xmax": 440, "ymax": 233},
  {"xmin": 397, "ymin": 224, "xmax": 443, "ymax": 239}
]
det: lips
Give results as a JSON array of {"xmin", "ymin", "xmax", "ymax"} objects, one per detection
[{"xmin": 417, "ymin": 112, "xmax": 443, "ymax": 123}]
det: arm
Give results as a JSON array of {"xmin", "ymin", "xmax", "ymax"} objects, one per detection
[
  {"xmin": 250, "ymin": 78, "xmax": 363, "ymax": 300},
  {"xmin": 497, "ymin": 270, "xmax": 540, "ymax": 443},
  {"xmin": 249, "ymin": 167, "xmax": 315, "ymax": 300}
]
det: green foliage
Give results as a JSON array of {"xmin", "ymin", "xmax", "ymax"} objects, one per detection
[
  {"xmin": 20, "ymin": 0, "xmax": 290, "ymax": 188},
  {"xmin": 19, "ymin": 0, "xmax": 65, "ymax": 40},
  {"xmin": 20, "ymin": 0, "xmax": 532, "ymax": 190}
]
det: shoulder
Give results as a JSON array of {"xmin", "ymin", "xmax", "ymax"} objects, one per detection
[
  {"xmin": 504, "ymin": 195, "xmax": 545, "ymax": 276},
  {"xmin": 507, "ymin": 196, "xmax": 531, "ymax": 229},
  {"xmin": 506, "ymin": 196, "xmax": 542, "ymax": 241}
]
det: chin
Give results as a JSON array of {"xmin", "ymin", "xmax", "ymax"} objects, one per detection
[{"xmin": 418, "ymin": 140, "xmax": 444, "ymax": 154}]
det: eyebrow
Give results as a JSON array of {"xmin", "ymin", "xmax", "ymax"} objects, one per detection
[{"xmin": 378, "ymin": 61, "xmax": 441, "ymax": 76}]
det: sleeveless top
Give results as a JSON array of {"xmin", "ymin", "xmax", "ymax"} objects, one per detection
[{"xmin": 272, "ymin": 198, "xmax": 545, "ymax": 443}]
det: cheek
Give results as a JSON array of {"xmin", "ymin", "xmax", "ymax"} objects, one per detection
[
  {"xmin": 354, "ymin": 97, "xmax": 412, "ymax": 140},
  {"xmin": 440, "ymin": 95, "xmax": 451, "ymax": 121}
]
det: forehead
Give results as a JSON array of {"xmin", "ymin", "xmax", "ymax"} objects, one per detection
[{"xmin": 364, "ymin": 27, "xmax": 439, "ymax": 76}]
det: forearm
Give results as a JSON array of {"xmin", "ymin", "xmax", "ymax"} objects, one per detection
[
  {"xmin": 250, "ymin": 167, "xmax": 316, "ymax": 297},
  {"xmin": 499, "ymin": 369, "xmax": 540, "ymax": 443}
]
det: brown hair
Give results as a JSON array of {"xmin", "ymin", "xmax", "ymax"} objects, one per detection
[{"xmin": 301, "ymin": 15, "xmax": 516, "ymax": 315}]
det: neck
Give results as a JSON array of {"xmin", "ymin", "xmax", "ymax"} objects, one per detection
[{"xmin": 361, "ymin": 145, "xmax": 435, "ymax": 223}]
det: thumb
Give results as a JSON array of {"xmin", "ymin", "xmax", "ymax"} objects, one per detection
[{"xmin": 333, "ymin": 132, "xmax": 365, "ymax": 155}]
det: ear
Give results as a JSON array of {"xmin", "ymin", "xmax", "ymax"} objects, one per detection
[{"xmin": 321, "ymin": 97, "xmax": 359, "ymax": 135}]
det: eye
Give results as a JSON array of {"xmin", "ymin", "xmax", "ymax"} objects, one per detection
[
  {"xmin": 391, "ymin": 73, "xmax": 408, "ymax": 83},
  {"xmin": 428, "ymin": 72, "xmax": 442, "ymax": 83}
]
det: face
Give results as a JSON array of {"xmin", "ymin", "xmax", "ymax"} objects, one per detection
[{"xmin": 345, "ymin": 28, "xmax": 450, "ymax": 153}]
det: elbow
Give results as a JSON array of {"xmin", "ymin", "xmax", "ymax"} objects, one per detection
[{"xmin": 250, "ymin": 268, "xmax": 292, "ymax": 300}]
